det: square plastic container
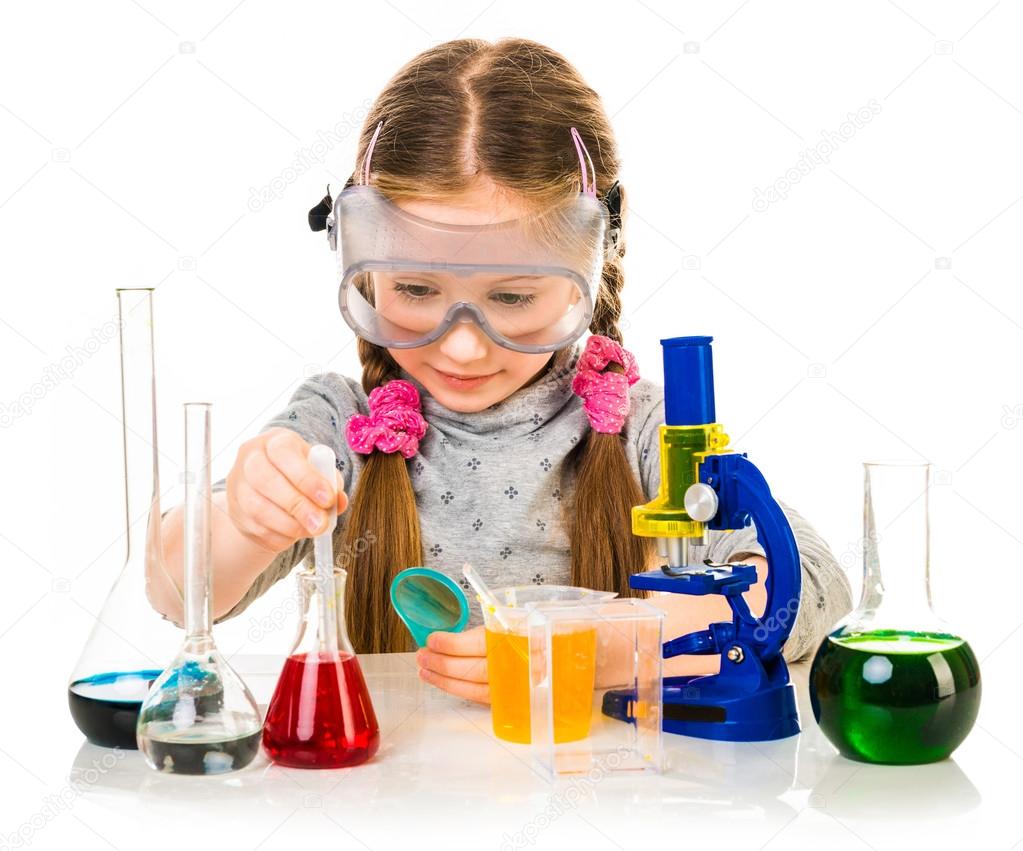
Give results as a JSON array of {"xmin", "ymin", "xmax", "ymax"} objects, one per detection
[
  {"xmin": 527, "ymin": 597, "xmax": 664, "ymax": 779},
  {"xmin": 482, "ymin": 585, "xmax": 617, "ymax": 745}
]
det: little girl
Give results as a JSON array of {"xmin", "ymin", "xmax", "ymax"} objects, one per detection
[{"xmin": 152, "ymin": 38, "xmax": 851, "ymax": 703}]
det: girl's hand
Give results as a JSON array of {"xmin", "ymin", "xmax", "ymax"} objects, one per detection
[
  {"xmin": 416, "ymin": 626, "xmax": 490, "ymax": 704},
  {"xmin": 225, "ymin": 427, "xmax": 349, "ymax": 555}
]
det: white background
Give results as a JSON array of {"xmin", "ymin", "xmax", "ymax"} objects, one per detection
[{"xmin": 1, "ymin": 0, "xmax": 1021, "ymax": 847}]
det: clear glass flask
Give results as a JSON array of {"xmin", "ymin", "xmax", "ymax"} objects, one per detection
[
  {"xmin": 136, "ymin": 403, "xmax": 263, "ymax": 774},
  {"xmin": 262, "ymin": 567, "xmax": 380, "ymax": 768},
  {"xmin": 67, "ymin": 288, "xmax": 181, "ymax": 749},
  {"xmin": 809, "ymin": 461, "xmax": 981, "ymax": 764}
]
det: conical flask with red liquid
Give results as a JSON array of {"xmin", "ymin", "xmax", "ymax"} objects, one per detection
[{"xmin": 262, "ymin": 445, "xmax": 379, "ymax": 769}]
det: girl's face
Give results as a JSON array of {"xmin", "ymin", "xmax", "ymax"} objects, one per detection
[{"xmin": 385, "ymin": 178, "xmax": 557, "ymax": 413}]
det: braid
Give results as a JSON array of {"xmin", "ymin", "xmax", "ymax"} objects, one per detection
[
  {"xmin": 591, "ymin": 259, "xmax": 625, "ymax": 343},
  {"xmin": 565, "ymin": 188, "xmax": 657, "ymax": 594},
  {"xmin": 357, "ymin": 337, "xmax": 401, "ymax": 393},
  {"xmin": 341, "ymin": 340, "xmax": 424, "ymax": 653},
  {"xmin": 589, "ymin": 183, "xmax": 627, "ymax": 343}
]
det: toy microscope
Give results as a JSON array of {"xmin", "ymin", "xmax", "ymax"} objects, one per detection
[{"xmin": 603, "ymin": 335, "xmax": 802, "ymax": 741}]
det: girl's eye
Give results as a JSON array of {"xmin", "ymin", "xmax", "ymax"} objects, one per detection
[
  {"xmin": 394, "ymin": 283, "xmax": 435, "ymax": 298},
  {"xmin": 491, "ymin": 292, "xmax": 536, "ymax": 308}
]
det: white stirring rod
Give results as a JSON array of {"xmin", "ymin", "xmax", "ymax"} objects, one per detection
[
  {"xmin": 309, "ymin": 444, "xmax": 340, "ymax": 654},
  {"xmin": 461, "ymin": 562, "xmax": 511, "ymax": 631}
]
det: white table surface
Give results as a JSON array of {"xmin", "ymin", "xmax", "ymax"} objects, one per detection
[{"xmin": 13, "ymin": 652, "xmax": 1014, "ymax": 850}]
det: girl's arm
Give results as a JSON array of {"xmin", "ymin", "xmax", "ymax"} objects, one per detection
[
  {"xmin": 630, "ymin": 392, "xmax": 852, "ymax": 672},
  {"xmin": 146, "ymin": 428, "xmax": 346, "ymax": 626},
  {"xmin": 146, "ymin": 492, "xmax": 299, "ymax": 627},
  {"xmin": 597, "ymin": 503, "xmax": 856, "ymax": 687},
  {"xmin": 595, "ymin": 556, "xmax": 769, "ymax": 687},
  {"xmin": 146, "ymin": 373, "xmax": 364, "ymax": 626},
  {"xmin": 417, "ymin": 557, "xmax": 771, "ymax": 702},
  {"xmin": 647, "ymin": 555, "xmax": 768, "ymax": 677}
]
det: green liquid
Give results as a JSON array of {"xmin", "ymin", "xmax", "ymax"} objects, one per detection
[{"xmin": 809, "ymin": 630, "xmax": 981, "ymax": 765}]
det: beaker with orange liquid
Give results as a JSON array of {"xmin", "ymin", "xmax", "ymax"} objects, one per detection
[{"xmin": 480, "ymin": 586, "xmax": 614, "ymax": 745}]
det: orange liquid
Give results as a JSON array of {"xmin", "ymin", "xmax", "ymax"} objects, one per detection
[{"xmin": 485, "ymin": 627, "xmax": 597, "ymax": 744}]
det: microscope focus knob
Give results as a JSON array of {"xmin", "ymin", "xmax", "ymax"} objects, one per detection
[{"xmin": 684, "ymin": 483, "xmax": 719, "ymax": 522}]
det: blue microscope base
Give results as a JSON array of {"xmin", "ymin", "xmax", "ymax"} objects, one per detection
[{"xmin": 602, "ymin": 675, "xmax": 800, "ymax": 742}]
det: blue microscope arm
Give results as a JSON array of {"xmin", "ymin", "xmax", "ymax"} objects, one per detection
[{"xmin": 699, "ymin": 451, "xmax": 802, "ymax": 663}]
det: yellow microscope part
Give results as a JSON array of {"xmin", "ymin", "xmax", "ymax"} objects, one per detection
[{"xmin": 632, "ymin": 422, "xmax": 731, "ymax": 543}]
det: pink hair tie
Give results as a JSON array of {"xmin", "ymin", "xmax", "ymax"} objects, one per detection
[
  {"xmin": 571, "ymin": 335, "xmax": 641, "ymax": 434},
  {"xmin": 346, "ymin": 379, "xmax": 428, "ymax": 459}
]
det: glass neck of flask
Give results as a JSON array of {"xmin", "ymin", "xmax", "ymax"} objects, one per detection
[
  {"xmin": 183, "ymin": 403, "xmax": 213, "ymax": 648},
  {"xmin": 117, "ymin": 288, "xmax": 161, "ymax": 565},
  {"xmin": 294, "ymin": 569, "xmax": 355, "ymax": 657},
  {"xmin": 860, "ymin": 461, "xmax": 937, "ymax": 628}
]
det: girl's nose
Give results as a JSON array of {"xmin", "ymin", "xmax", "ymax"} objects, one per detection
[{"xmin": 437, "ymin": 321, "xmax": 490, "ymax": 362}]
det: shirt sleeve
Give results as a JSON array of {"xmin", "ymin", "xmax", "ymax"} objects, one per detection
[
  {"xmin": 630, "ymin": 382, "xmax": 853, "ymax": 663},
  {"xmin": 706, "ymin": 499, "xmax": 854, "ymax": 663},
  {"xmin": 210, "ymin": 372, "xmax": 368, "ymax": 623}
]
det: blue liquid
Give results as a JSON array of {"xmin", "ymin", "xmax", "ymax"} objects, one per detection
[{"xmin": 68, "ymin": 670, "xmax": 162, "ymax": 749}]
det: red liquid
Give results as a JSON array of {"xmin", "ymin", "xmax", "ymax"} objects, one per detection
[{"xmin": 262, "ymin": 652, "xmax": 380, "ymax": 768}]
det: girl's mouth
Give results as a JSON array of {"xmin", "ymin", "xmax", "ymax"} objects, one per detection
[{"xmin": 432, "ymin": 366, "xmax": 500, "ymax": 390}]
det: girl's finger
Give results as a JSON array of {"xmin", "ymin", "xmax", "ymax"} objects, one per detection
[
  {"xmin": 426, "ymin": 625, "xmax": 487, "ymax": 656},
  {"xmin": 416, "ymin": 648, "xmax": 488, "ymax": 683},
  {"xmin": 418, "ymin": 667, "xmax": 490, "ymax": 704},
  {"xmin": 264, "ymin": 430, "xmax": 335, "ymax": 510},
  {"xmin": 238, "ymin": 484, "xmax": 307, "ymax": 543},
  {"xmin": 335, "ymin": 471, "xmax": 349, "ymax": 514},
  {"xmin": 245, "ymin": 448, "xmax": 325, "ymax": 533}
]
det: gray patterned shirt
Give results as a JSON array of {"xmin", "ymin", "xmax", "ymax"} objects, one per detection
[{"xmin": 215, "ymin": 340, "xmax": 852, "ymax": 661}]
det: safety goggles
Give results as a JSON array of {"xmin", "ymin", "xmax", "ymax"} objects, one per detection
[{"xmin": 314, "ymin": 126, "xmax": 618, "ymax": 353}]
